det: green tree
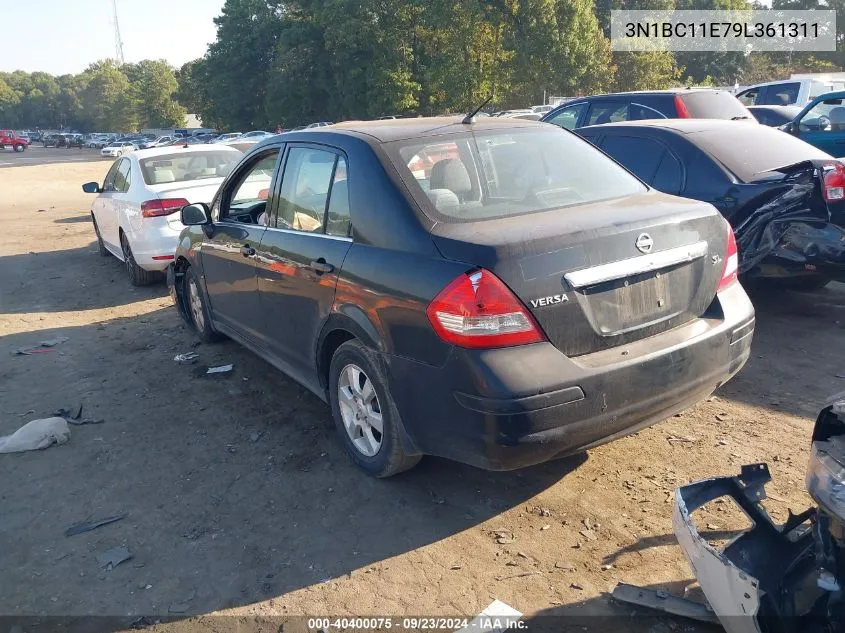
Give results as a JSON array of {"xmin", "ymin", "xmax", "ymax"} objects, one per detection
[
  {"xmin": 200, "ymin": 0, "xmax": 284, "ymax": 129},
  {"xmin": 124, "ymin": 60, "xmax": 186, "ymax": 128},
  {"xmin": 80, "ymin": 61, "xmax": 139, "ymax": 131}
]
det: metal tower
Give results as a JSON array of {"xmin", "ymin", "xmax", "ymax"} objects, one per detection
[{"xmin": 112, "ymin": 0, "xmax": 125, "ymax": 65}]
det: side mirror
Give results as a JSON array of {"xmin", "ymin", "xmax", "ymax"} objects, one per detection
[
  {"xmin": 181, "ymin": 203, "xmax": 211, "ymax": 226},
  {"xmin": 82, "ymin": 182, "xmax": 101, "ymax": 194},
  {"xmin": 780, "ymin": 122, "xmax": 796, "ymax": 134}
]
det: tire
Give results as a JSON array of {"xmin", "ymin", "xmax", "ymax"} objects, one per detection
[
  {"xmin": 14, "ymin": 144, "xmax": 24, "ymax": 152},
  {"xmin": 328, "ymin": 339, "xmax": 421, "ymax": 477},
  {"xmin": 183, "ymin": 266, "xmax": 222, "ymax": 343},
  {"xmin": 91, "ymin": 214, "xmax": 109, "ymax": 257},
  {"xmin": 119, "ymin": 232, "xmax": 158, "ymax": 286}
]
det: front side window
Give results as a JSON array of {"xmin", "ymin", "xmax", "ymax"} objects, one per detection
[
  {"xmin": 799, "ymin": 99, "xmax": 845, "ymax": 133},
  {"xmin": 223, "ymin": 149, "xmax": 281, "ymax": 223},
  {"xmin": 276, "ymin": 147, "xmax": 337, "ymax": 232},
  {"xmin": 113, "ymin": 158, "xmax": 131, "ymax": 193},
  {"xmin": 545, "ymin": 103, "xmax": 586, "ymax": 130},
  {"xmin": 387, "ymin": 127, "xmax": 646, "ymax": 223},
  {"xmin": 737, "ymin": 87, "xmax": 759, "ymax": 106},
  {"xmin": 102, "ymin": 160, "xmax": 121, "ymax": 191}
]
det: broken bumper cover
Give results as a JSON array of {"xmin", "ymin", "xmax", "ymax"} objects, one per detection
[{"xmin": 673, "ymin": 464, "xmax": 817, "ymax": 633}]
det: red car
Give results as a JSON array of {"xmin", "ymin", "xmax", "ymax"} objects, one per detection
[{"xmin": 0, "ymin": 130, "xmax": 29, "ymax": 152}]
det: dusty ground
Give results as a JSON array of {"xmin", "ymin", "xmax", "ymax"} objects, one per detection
[{"xmin": 2, "ymin": 148, "xmax": 845, "ymax": 632}]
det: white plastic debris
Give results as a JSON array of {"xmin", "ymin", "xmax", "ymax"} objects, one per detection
[
  {"xmin": 206, "ymin": 364, "xmax": 233, "ymax": 375},
  {"xmin": 174, "ymin": 352, "xmax": 199, "ymax": 363},
  {"xmin": 0, "ymin": 417, "xmax": 70, "ymax": 453}
]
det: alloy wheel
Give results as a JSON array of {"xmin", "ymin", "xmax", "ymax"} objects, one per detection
[
  {"xmin": 188, "ymin": 278, "xmax": 205, "ymax": 331},
  {"xmin": 337, "ymin": 363, "xmax": 383, "ymax": 457}
]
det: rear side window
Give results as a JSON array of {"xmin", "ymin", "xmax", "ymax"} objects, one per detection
[
  {"xmin": 600, "ymin": 136, "xmax": 664, "ymax": 183},
  {"xmin": 387, "ymin": 127, "xmax": 646, "ymax": 222},
  {"xmin": 761, "ymin": 82, "xmax": 800, "ymax": 106},
  {"xmin": 587, "ymin": 102, "xmax": 628, "ymax": 126},
  {"xmin": 652, "ymin": 152, "xmax": 683, "ymax": 194},
  {"xmin": 678, "ymin": 91, "xmax": 751, "ymax": 119},
  {"xmin": 691, "ymin": 124, "xmax": 832, "ymax": 181}
]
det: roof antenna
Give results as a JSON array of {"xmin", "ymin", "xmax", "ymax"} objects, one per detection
[{"xmin": 462, "ymin": 94, "xmax": 494, "ymax": 125}]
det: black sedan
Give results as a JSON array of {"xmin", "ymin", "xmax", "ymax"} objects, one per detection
[
  {"xmin": 579, "ymin": 119, "xmax": 845, "ymax": 289},
  {"xmin": 167, "ymin": 117, "xmax": 754, "ymax": 476}
]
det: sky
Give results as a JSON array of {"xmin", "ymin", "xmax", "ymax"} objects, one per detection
[{"xmin": 0, "ymin": 0, "xmax": 226, "ymax": 75}]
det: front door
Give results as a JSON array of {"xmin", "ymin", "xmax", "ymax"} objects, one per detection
[
  {"xmin": 254, "ymin": 145, "xmax": 353, "ymax": 385},
  {"xmin": 201, "ymin": 146, "xmax": 283, "ymax": 341}
]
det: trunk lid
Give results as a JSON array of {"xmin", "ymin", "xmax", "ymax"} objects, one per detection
[
  {"xmin": 430, "ymin": 191, "xmax": 728, "ymax": 356},
  {"xmin": 149, "ymin": 178, "xmax": 224, "ymax": 230}
]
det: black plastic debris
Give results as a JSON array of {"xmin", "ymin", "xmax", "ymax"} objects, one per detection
[{"xmin": 65, "ymin": 514, "xmax": 126, "ymax": 537}]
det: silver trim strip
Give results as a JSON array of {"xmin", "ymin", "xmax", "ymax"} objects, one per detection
[
  {"xmin": 564, "ymin": 240, "xmax": 708, "ymax": 289},
  {"xmin": 263, "ymin": 225, "xmax": 353, "ymax": 242}
]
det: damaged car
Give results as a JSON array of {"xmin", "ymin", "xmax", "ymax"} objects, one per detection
[
  {"xmin": 578, "ymin": 119, "xmax": 845, "ymax": 290},
  {"xmin": 671, "ymin": 395, "xmax": 845, "ymax": 632}
]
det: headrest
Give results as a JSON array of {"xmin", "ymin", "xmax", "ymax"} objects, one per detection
[{"xmin": 430, "ymin": 159, "xmax": 471, "ymax": 195}]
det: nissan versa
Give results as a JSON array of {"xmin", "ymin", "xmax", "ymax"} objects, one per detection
[{"xmin": 167, "ymin": 117, "xmax": 755, "ymax": 477}]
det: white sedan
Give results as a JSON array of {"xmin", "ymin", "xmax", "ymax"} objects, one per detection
[
  {"xmin": 101, "ymin": 141, "xmax": 138, "ymax": 157},
  {"xmin": 82, "ymin": 145, "xmax": 241, "ymax": 285}
]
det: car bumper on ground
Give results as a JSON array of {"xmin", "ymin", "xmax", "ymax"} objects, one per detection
[{"xmin": 386, "ymin": 283, "xmax": 755, "ymax": 470}]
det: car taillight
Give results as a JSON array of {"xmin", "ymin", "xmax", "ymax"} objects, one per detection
[
  {"xmin": 426, "ymin": 269, "xmax": 545, "ymax": 348},
  {"xmin": 141, "ymin": 198, "xmax": 189, "ymax": 218},
  {"xmin": 718, "ymin": 220, "xmax": 739, "ymax": 292},
  {"xmin": 823, "ymin": 162, "xmax": 845, "ymax": 202},
  {"xmin": 673, "ymin": 95, "xmax": 691, "ymax": 118}
]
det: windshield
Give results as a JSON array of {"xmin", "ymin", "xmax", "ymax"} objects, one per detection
[
  {"xmin": 385, "ymin": 127, "xmax": 646, "ymax": 222},
  {"xmin": 139, "ymin": 150, "xmax": 238, "ymax": 185},
  {"xmin": 691, "ymin": 125, "xmax": 832, "ymax": 181},
  {"xmin": 679, "ymin": 91, "xmax": 752, "ymax": 120}
]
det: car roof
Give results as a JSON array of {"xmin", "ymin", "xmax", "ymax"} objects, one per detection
[
  {"xmin": 296, "ymin": 115, "xmax": 542, "ymax": 143},
  {"xmin": 130, "ymin": 145, "xmax": 242, "ymax": 160},
  {"xmin": 565, "ymin": 88, "xmax": 728, "ymax": 100},
  {"xmin": 811, "ymin": 89, "xmax": 845, "ymax": 100},
  {"xmin": 579, "ymin": 119, "xmax": 753, "ymax": 134}
]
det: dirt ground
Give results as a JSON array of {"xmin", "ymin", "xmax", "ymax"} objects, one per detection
[{"xmin": 2, "ymin": 148, "xmax": 845, "ymax": 632}]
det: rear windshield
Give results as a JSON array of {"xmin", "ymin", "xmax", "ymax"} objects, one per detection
[
  {"xmin": 691, "ymin": 125, "xmax": 832, "ymax": 181},
  {"xmin": 679, "ymin": 91, "xmax": 752, "ymax": 120},
  {"xmin": 139, "ymin": 150, "xmax": 238, "ymax": 185},
  {"xmin": 385, "ymin": 127, "xmax": 646, "ymax": 222}
]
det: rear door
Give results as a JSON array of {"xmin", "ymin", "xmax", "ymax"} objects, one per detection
[
  {"xmin": 200, "ymin": 146, "xmax": 283, "ymax": 340},
  {"xmin": 254, "ymin": 144, "xmax": 353, "ymax": 382}
]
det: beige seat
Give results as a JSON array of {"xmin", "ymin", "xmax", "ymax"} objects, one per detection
[{"xmin": 152, "ymin": 169, "xmax": 176, "ymax": 184}]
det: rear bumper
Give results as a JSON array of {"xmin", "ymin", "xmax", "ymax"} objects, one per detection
[
  {"xmin": 386, "ymin": 282, "xmax": 755, "ymax": 471},
  {"xmin": 125, "ymin": 222, "xmax": 181, "ymax": 271}
]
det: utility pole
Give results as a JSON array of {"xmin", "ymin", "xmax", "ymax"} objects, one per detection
[{"xmin": 113, "ymin": 0, "xmax": 125, "ymax": 65}]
